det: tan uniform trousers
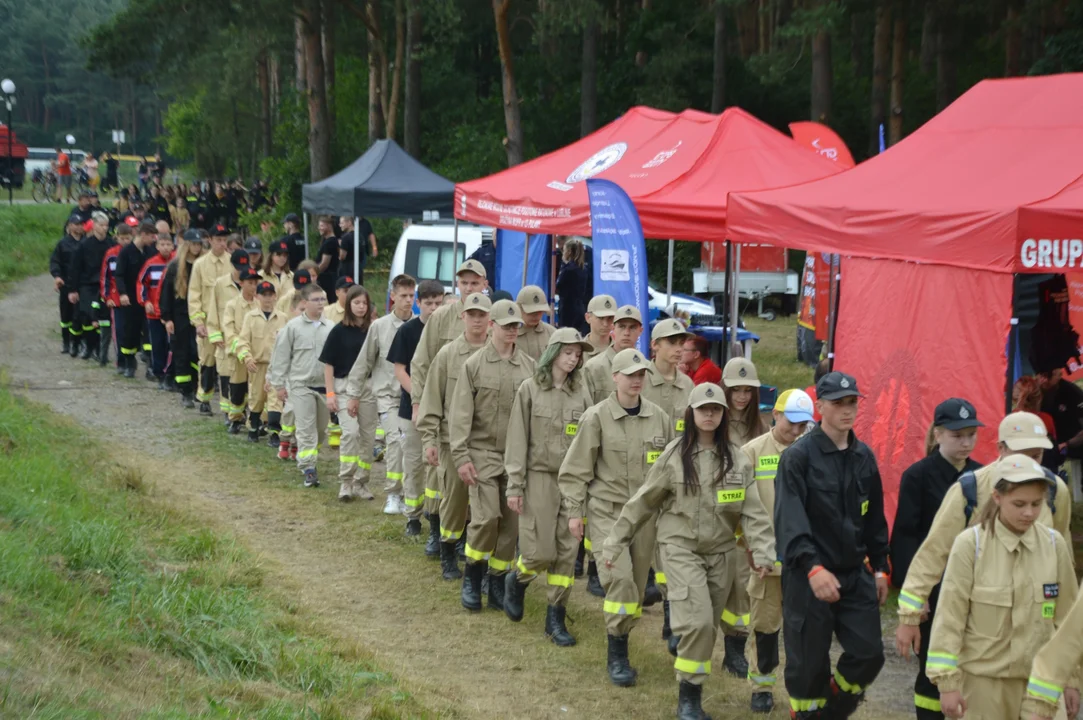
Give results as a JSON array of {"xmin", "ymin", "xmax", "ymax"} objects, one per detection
[
  {"xmin": 747, "ymin": 571, "xmax": 783, "ymax": 689},
  {"xmin": 228, "ymin": 361, "xmax": 248, "ymax": 422},
  {"xmin": 335, "ymin": 378, "xmax": 375, "ymax": 487},
  {"xmin": 280, "ymin": 401, "xmax": 295, "ymax": 444},
  {"xmin": 399, "ymin": 416, "xmax": 426, "ymax": 519},
  {"xmin": 291, "ymin": 385, "xmax": 329, "ymax": 472},
  {"xmin": 195, "ymin": 334, "xmax": 217, "ymax": 404},
  {"xmin": 722, "ymin": 545, "xmax": 751, "ymax": 636},
  {"xmin": 423, "ymin": 463, "xmax": 441, "ymax": 516},
  {"xmin": 662, "ymin": 543, "xmax": 731, "ymax": 686},
  {"xmin": 246, "ymin": 362, "xmax": 270, "ymax": 419},
  {"xmin": 515, "ymin": 470, "xmax": 577, "ymax": 606},
  {"xmin": 464, "ymin": 450, "xmax": 518, "ymax": 575},
  {"xmin": 216, "ymin": 345, "xmax": 233, "ymax": 414},
  {"xmin": 378, "ymin": 410, "xmax": 404, "ymax": 496},
  {"xmin": 589, "ymin": 496, "xmax": 656, "ymax": 636},
  {"xmin": 438, "ymin": 443, "xmax": 469, "ymax": 541}
]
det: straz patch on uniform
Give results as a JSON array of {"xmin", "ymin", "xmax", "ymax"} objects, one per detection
[
  {"xmin": 646, "ymin": 451, "xmax": 661, "ymax": 464},
  {"xmin": 675, "ymin": 419, "xmax": 685, "ymax": 432},
  {"xmin": 565, "ymin": 423, "xmax": 578, "ymax": 436},
  {"xmin": 716, "ymin": 488, "xmax": 745, "ymax": 504},
  {"xmin": 1044, "ymin": 583, "xmax": 1059, "ymax": 599},
  {"xmin": 861, "ymin": 500, "xmax": 869, "ymax": 516},
  {"xmin": 1042, "ymin": 602, "xmax": 1056, "ymax": 619}
]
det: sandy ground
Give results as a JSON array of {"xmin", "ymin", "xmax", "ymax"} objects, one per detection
[{"xmin": 0, "ymin": 272, "xmax": 917, "ymax": 720}]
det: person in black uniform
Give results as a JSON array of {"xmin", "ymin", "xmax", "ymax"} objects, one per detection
[
  {"xmin": 186, "ymin": 185, "xmax": 208, "ymax": 230},
  {"xmin": 283, "ymin": 213, "xmax": 306, "ymax": 270},
  {"xmin": 315, "ymin": 216, "xmax": 340, "ymax": 298},
  {"xmin": 774, "ymin": 371, "xmax": 890, "ymax": 720},
  {"xmin": 467, "ymin": 235, "xmax": 496, "ymax": 291},
  {"xmin": 50, "ymin": 215, "xmax": 83, "ymax": 354},
  {"xmin": 161, "ymin": 229, "xmax": 205, "ymax": 408},
  {"xmin": 66, "ymin": 212, "xmax": 116, "ymax": 363},
  {"xmin": 889, "ymin": 398, "xmax": 983, "ymax": 720},
  {"xmin": 115, "ymin": 220, "xmax": 158, "ymax": 379}
]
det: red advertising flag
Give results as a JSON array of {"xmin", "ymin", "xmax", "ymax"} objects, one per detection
[{"xmin": 788, "ymin": 122, "xmax": 856, "ymax": 169}]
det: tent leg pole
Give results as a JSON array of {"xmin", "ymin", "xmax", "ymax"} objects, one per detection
[
  {"xmin": 522, "ymin": 234, "xmax": 531, "ymax": 288},
  {"xmin": 722, "ymin": 240, "xmax": 732, "ymax": 366},
  {"xmin": 303, "ymin": 213, "xmax": 309, "ymax": 260},
  {"xmin": 825, "ymin": 256, "xmax": 841, "ymax": 370},
  {"xmin": 1006, "ymin": 317, "xmax": 1018, "ymax": 415},
  {"xmin": 550, "ymin": 235, "xmax": 557, "ymax": 309},
  {"xmin": 452, "ymin": 218, "xmax": 459, "ymax": 285},
  {"xmin": 666, "ymin": 239, "xmax": 674, "ymax": 312},
  {"xmin": 730, "ymin": 243, "xmax": 741, "ymax": 361},
  {"xmin": 354, "ymin": 217, "xmax": 360, "ymax": 282}
]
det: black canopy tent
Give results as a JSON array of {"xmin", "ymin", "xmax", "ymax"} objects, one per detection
[{"xmin": 300, "ymin": 138, "xmax": 455, "ymax": 279}]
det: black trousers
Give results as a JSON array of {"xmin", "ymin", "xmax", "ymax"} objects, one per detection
[
  {"xmin": 171, "ymin": 323, "xmax": 198, "ymax": 392},
  {"xmin": 58, "ymin": 291, "xmax": 75, "ymax": 334},
  {"xmin": 73, "ymin": 288, "xmax": 99, "ymax": 340},
  {"xmin": 915, "ymin": 585, "xmax": 944, "ymax": 719},
  {"xmin": 118, "ymin": 305, "xmax": 145, "ymax": 357},
  {"xmin": 782, "ymin": 567, "xmax": 885, "ymax": 711}
]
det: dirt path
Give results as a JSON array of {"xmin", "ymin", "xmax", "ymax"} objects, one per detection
[{"xmin": 0, "ymin": 273, "xmax": 916, "ymax": 720}]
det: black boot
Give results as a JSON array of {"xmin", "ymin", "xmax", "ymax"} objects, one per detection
[
  {"xmin": 487, "ymin": 571, "xmax": 505, "ymax": 611},
  {"xmin": 456, "ymin": 535, "xmax": 466, "ymax": 561},
  {"xmin": 123, "ymin": 355, "xmax": 136, "ymax": 379},
  {"xmin": 182, "ymin": 391, "xmax": 195, "ymax": 409},
  {"xmin": 69, "ymin": 335, "xmax": 81, "ymax": 358},
  {"xmin": 267, "ymin": 432, "xmax": 280, "ymax": 448},
  {"xmin": 405, "ymin": 518, "xmax": 422, "ymax": 536},
  {"xmin": 676, "ymin": 681, "xmax": 713, "ymax": 720},
  {"xmin": 228, "ymin": 420, "xmax": 243, "ymax": 435},
  {"xmin": 643, "ymin": 569, "xmax": 661, "ymax": 608},
  {"xmin": 750, "ymin": 692, "xmax": 774, "ymax": 714},
  {"xmin": 424, "ymin": 515, "xmax": 441, "ymax": 558},
  {"xmin": 157, "ymin": 376, "xmax": 168, "ymax": 391},
  {"xmin": 545, "ymin": 605, "xmax": 576, "ymax": 647},
  {"xmin": 587, "ymin": 561, "xmax": 605, "ymax": 598},
  {"xmin": 827, "ymin": 678, "xmax": 866, "ymax": 720},
  {"xmin": 247, "ymin": 414, "xmax": 261, "ymax": 443},
  {"xmin": 503, "ymin": 571, "xmax": 526, "ymax": 622},
  {"xmin": 80, "ymin": 334, "xmax": 97, "ymax": 360},
  {"xmin": 98, "ymin": 334, "xmax": 110, "ymax": 366},
  {"xmin": 199, "ymin": 401, "xmax": 212, "ymax": 416},
  {"xmin": 61, "ymin": 329, "xmax": 71, "ymax": 355},
  {"xmin": 606, "ymin": 634, "xmax": 637, "ymax": 687},
  {"xmin": 440, "ymin": 541, "xmax": 461, "ymax": 581},
  {"xmin": 662, "ymin": 600, "xmax": 672, "ymax": 640},
  {"xmin": 145, "ymin": 367, "xmax": 155, "ymax": 381},
  {"xmin": 722, "ymin": 635, "xmax": 749, "ymax": 678},
  {"xmin": 460, "ymin": 561, "xmax": 484, "ymax": 612}
]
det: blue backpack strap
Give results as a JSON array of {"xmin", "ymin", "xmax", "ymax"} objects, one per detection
[
  {"xmin": 959, "ymin": 471, "xmax": 979, "ymax": 525},
  {"xmin": 1043, "ymin": 467, "xmax": 1058, "ymax": 516}
]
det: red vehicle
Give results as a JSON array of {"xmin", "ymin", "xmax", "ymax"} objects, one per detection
[{"xmin": 0, "ymin": 123, "xmax": 28, "ymax": 188}]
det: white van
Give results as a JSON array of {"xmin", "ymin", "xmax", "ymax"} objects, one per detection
[
  {"xmin": 386, "ymin": 220, "xmax": 493, "ymax": 309},
  {"xmin": 25, "ymin": 147, "xmax": 87, "ymax": 176}
]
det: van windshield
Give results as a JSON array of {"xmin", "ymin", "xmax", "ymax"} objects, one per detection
[{"xmin": 408, "ymin": 241, "xmax": 466, "ymax": 284}]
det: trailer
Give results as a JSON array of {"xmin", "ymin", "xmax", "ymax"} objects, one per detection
[
  {"xmin": 0, "ymin": 124, "xmax": 28, "ymax": 189},
  {"xmin": 691, "ymin": 241, "xmax": 798, "ymax": 321}
]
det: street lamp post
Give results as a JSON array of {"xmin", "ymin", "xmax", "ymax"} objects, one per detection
[{"xmin": 1, "ymin": 79, "xmax": 15, "ymax": 206}]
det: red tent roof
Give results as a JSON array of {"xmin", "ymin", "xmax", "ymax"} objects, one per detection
[
  {"xmin": 454, "ymin": 106, "xmax": 841, "ymax": 241},
  {"xmin": 1018, "ymin": 172, "xmax": 1083, "ymax": 256},
  {"xmin": 727, "ymin": 73, "xmax": 1083, "ymax": 273}
]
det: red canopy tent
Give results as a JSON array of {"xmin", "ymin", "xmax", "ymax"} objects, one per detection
[{"xmin": 726, "ymin": 73, "xmax": 1083, "ymax": 528}]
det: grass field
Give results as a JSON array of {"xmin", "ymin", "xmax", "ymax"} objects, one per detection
[{"xmin": 0, "ymin": 203, "xmax": 72, "ymax": 293}]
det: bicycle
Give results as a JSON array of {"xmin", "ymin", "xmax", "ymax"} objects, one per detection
[{"xmin": 31, "ymin": 169, "xmax": 57, "ymax": 203}]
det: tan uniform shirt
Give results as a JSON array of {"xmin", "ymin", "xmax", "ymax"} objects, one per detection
[
  {"xmin": 641, "ymin": 361, "xmax": 694, "ymax": 435},
  {"xmin": 416, "ymin": 334, "xmax": 485, "ymax": 451},
  {"xmin": 927, "ymin": 520, "xmax": 1077, "ymax": 693},
  {"xmin": 345, "ymin": 311, "xmax": 409, "ymax": 412},
  {"xmin": 411, "ymin": 299, "xmax": 466, "ymax": 405},
  {"xmin": 558, "ymin": 394, "xmax": 673, "ymax": 517},
  {"xmin": 516, "ymin": 321, "xmax": 556, "ymax": 361},
  {"xmin": 268, "ymin": 315, "xmax": 333, "ymax": 389},
  {"xmin": 265, "ymin": 269, "xmax": 293, "ymax": 296},
  {"xmin": 505, "ymin": 375, "xmax": 594, "ymax": 497},
  {"xmin": 223, "ymin": 293, "xmax": 258, "ymax": 359},
  {"xmin": 449, "ymin": 342, "xmax": 536, "ymax": 473},
  {"xmin": 236, "ymin": 308, "xmax": 287, "ymax": 364},
  {"xmin": 205, "ymin": 275, "xmax": 240, "ymax": 345},
  {"xmin": 583, "ymin": 335, "xmax": 612, "ymax": 362},
  {"xmin": 602, "ymin": 441, "xmax": 775, "ymax": 567},
  {"xmin": 275, "ymin": 286, "xmax": 296, "ymax": 314},
  {"xmin": 1026, "ymin": 584, "xmax": 1083, "ymax": 718},
  {"xmin": 322, "ymin": 302, "xmax": 345, "ymax": 326},
  {"xmin": 741, "ymin": 429, "xmax": 791, "ymax": 530},
  {"xmin": 898, "ymin": 464, "xmax": 1073, "ymax": 625},
  {"xmin": 187, "ymin": 251, "xmax": 231, "ymax": 326},
  {"xmin": 583, "ymin": 345, "xmax": 619, "ymax": 405}
]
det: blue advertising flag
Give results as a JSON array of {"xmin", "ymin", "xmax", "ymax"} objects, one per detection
[
  {"xmin": 587, "ymin": 178, "xmax": 649, "ymax": 355},
  {"xmin": 495, "ymin": 229, "xmax": 551, "ymax": 299}
]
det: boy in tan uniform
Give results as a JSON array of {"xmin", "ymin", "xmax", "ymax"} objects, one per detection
[
  {"xmin": 451, "ymin": 299, "xmax": 536, "ymax": 612},
  {"xmin": 581, "ymin": 294, "xmax": 617, "ymax": 362},
  {"xmin": 583, "ymin": 305, "xmax": 643, "ymax": 404},
  {"xmin": 187, "ymin": 226, "xmax": 232, "ymax": 414},
  {"xmin": 223, "ymin": 267, "xmax": 260, "ymax": 433},
  {"xmin": 237, "ymin": 280, "xmax": 287, "ymax": 442},
  {"xmin": 205, "ymin": 248, "xmax": 250, "ymax": 420},
  {"xmin": 515, "ymin": 284, "xmax": 555, "ymax": 360}
]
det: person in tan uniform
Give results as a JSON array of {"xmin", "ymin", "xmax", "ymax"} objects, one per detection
[
  {"xmin": 273, "ymin": 275, "xmax": 312, "ymax": 459},
  {"xmin": 188, "ymin": 226, "xmax": 232, "ymax": 415},
  {"xmin": 261, "ymin": 239, "xmax": 293, "ymax": 295},
  {"xmin": 322, "ymin": 275, "xmax": 353, "ymax": 326},
  {"xmin": 502, "ymin": 328, "xmax": 594, "ymax": 642},
  {"xmin": 275, "ymin": 262, "xmax": 318, "ymax": 315},
  {"xmin": 205, "ymin": 249, "xmax": 251, "ymax": 420},
  {"xmin": 603, "ymin": 382, "xmax": 776, "ymax": 720},
  {"xmin": 1024, "ymin": 583, "xmax": 1083, "ymax": 719},
  {"xmin": 451, "ymin": 299, "xmax": 536, "ymax": 612},
  {"xmin": 515, "ymin": 284, "xmax": 556, "ymax": 361},
  {"xmin": 741, "ymin": 388, "xmax": 815, "ymax": 714},
  {"xmin": 582, "ymin": 293, "xmax": 617, "ymax": 362},
  {"xmin": 926, "ymin": 454, "xmax": 1078, "ymax": 720},
  {"xmin": 583, "ymin": 305, "xmax": 643, "ymax": 404},
  {"xmin": 417, "ymin": 292, "xmax": 492, "ymax": 580},
  {"xmin": 222, "ymin": 267, "xmax": 260, "ymax": 433},
  {"xmin": 896, "ymin": 412, "xmax": 1072, "ymax": 658},
  {"xmin": 558, "ymin": 348, "xmax": 673, "ymax": 688},
  {"xmin": 236, "ymin": 280, "xmax": 287, "ymax": 443}
]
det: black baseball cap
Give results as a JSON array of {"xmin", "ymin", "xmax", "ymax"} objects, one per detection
[
  {"xmin": 269, "ymin": 239, "xmax": 289, "ymax": 255},
  {"xmin": 182, "ymin": 228, "xmax": 203, "ymax": 243},
  {"xmin": 244, "ymin": 237, "xmax": 262, "ymax": 253},
  {"xmin": 816, "ymin": 371, "xmax": 864, "ymax": 401},
  {"xmin": 335, "ymin": 275, "xmax": 355, "ymax": 290},
  {"xmin": 212, "ymin": 223, "xmax": 230, "ymax": 237},
  {"xmin": 238, "ymin": 267, "xmax": 260, "ymax": 282},
  {"xmin": 283, "ymin": 212, "xmax": 300, "ymax": 225},
  {"xmin": 230, "ymin": 249, "xmax": 251, "ymax": 269},
  {"xmin": 293, "ymin": 269, "xmax": 313, "ymax": 290},
  {"xmin": 256, "ymin": 280, "xmax": 277, "ymax": 295},
  {"xmin": 934, "ymin": 398, "xmax": 984, "ymax": 431}
]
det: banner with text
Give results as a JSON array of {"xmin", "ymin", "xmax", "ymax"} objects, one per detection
[{"xmin": 587, "ymin": 178, "xmax": 649, "ymax": 355}]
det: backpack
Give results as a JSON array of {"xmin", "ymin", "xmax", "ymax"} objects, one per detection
[{"xmin": 959, "ymin": 468, "xmax": 1057, "ymax": 524}]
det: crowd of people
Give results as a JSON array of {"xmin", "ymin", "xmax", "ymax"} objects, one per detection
[{"xmin": 46, "ymin": 202, "xmax": 1083, "ymax": 720}]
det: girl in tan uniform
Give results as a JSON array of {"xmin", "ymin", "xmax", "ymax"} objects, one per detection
[
  {"xmin": 926, "ymin": 454, "xmax": 1077, "ymax": 720},
  {"xmin": 1024, "ymin": 582, "xmax": 1083, "ymax": 719},
  {"xmin": 262, "ymin": 239, "xmax": 293, "ymax": 295},
  {"xmin": 502, "ymin": 328, "xmax": 594, "ymax": 645},
  {"xmin": 603, "ymin": 382, "xmax": 775, "ymax": 720}
]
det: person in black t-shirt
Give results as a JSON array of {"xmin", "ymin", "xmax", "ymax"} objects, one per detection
[
  {"xmin": 338, "ymin": 216, "xmax": 377, "ymax": 280},
  {"xmin": 316, "ymin": 216, "xmax": 341, "ymax": 297},
  {"xmin": 387, "ymin": 278, "xmax": 448, "ymax": 556},
  {"xmin": 283, "ymin": 213, "xmax": 307, "ymax": 270},
  {"xmin": 1039, "ymin": 370, "xmax": 1083, "ymax": 463}
]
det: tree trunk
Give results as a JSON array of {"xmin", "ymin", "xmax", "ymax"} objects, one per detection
[
  {"xmin": 231, "ymin": 99, "xmax": 244, "ymax": 179},
  {"xmin": 711, "ymin": 0, "xmax": 726, "ymax": 112},
  {"xmin": 888, "ymin": 6, "xmax": 906, "ymax": 145},
  {"xmin": 635, "ymin": 0, "xmax": 651, "ymax": 67},
  {"xmin": 492, "ymin": 0, "xmax": 523, "ymax": 167},
  {"xmin": 869, "ymin": 0, "xmax": 891, "ymax": 155},
  {"xmin": 1004, "ymin": 0, "xmax": 1023, "ymax": 76},
  {"xmin": 580, "ymin": 17, "xmax": 598, "ymax": 135},
  {"xmin": 298, "ymin": 0, "xmax": 331, "ymax": 180},
  {"xmin": 269, "ymin": 53, "xmax": 281, "ymax": 119},
  {"xmin": 919, "ymin": 1, "xmax": 936, "ymax": 74},
  {"xmin": 810, "ymin": 29, "xmax": 832, "ymax": 124},
  {"xmin": 41, "ymin": 43, "xmax": 51, "ymax": 131},
  {"xmin": 404, "ymin": 0, "xmax": 422, "ymax": 157},
  {"xmin": 295, "ymin": 15, "xmax": 307, "ymax": 93},
  {"xmin": 258, "ymin": 49, "xmax": 273, "ymax": 158},
  {"xmin": 322, "ymin": 0, "xmax": 336, "ymax": 137},
  {"xmin": 935, "ymin": 4, "xmax": 958, "ymax": 110},
  {"xmin": 850, "ymin": 9, "xmax": 863, "ymax": 77},
  {"xmin": 385, "ymin": 0, "xmax": 405, "ymax": 140},
  {"xmin": 366, "ymin": 0, "xmax": 386, "ymax": 143}
]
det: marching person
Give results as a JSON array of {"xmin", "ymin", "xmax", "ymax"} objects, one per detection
[
  {"xmin": 222, "ymin": 267, "xmax": 261, "ymax": 433},
  {"xmin": 205, "ymin": 249, "xmax": 251, "ymax": 420},
  {"xmin": 502, "ymin": 328, "xmax": 594, "ymax": 643},
  {"xmin": 262, "ymin": 239, "xmax": 293, "ymax": 294},
  {"xmin": 559, "ymin": 348, "xmax": 673, "ymax": 688},
  {"xmin": 1024, "ymin": 577, "xmax": 1083, "ymax": 720},
  {"xmin": 603, "ymin": 382, "xmax": 776, "ymax": 720},
  {"xmin": 347, "ymin": 274, "xmax": 415, "ymax": 516},
  {"xmin": 451, "ymin": 299, "xmax": 536, "ymax": 612},
  {"xmin": 321, "ymin": 275, "xmax": 354, "ymax": 449},
  {"xmin": 98, "ymin": 222, "xmax": 134, "ymax": 368},
  {"xmin": 890, "ymin": 399, "xmax": 984, "ymax": 720},
  {"xmin": 895, "ymin": 412, "xmax": 1072, "ymax": 657},
  {"xmin": 775, "ymin": 371, "xmax": 890, "ymax": 719},
  {"xmin": 160, "ymin": 229, "xmax": 204, "ymax": 408},
  {"xmin": 323, "ymin": 275, "xmax": 353, "ymax": 326},
  {"xmin": 65, "ymin": 213, "xmax": 114, "ymax": 362},
  {"xmin": 115, "ymin": 220, "xmax": 158, "ymax": 378},
  {"xmin": 515, "ymin": 285, "xmax": 556, "ymax": 361},
  {"xmin": 417, "ymin": 292, "xmax": 492, "ymax": 580},
  {"xmin": 581, "ymin": 293, "xmax": 617, "ymax": 362},
  {"xmin": 137, "ymin": 231, "xmax": 177, "ymax": 389},
  {"xmin": 269, "ymin": 283, "xmax": 332, "ymax": 487},
  {"xmin": 50, "ymin": 215, "xmax": 83, "ymax": 355},
  {"xmin": 583, "ymin": 305, "xmax": 642, "ymax": 404},
  {"xmin": 275, "ymin": 273, "xmax": 316, "ymax": 460},
  {"xmin": 188, "ymin": 225, "xmax": 233, "ymax": 415},
  {"xmin": 741, "ymin": 388, "xmax": 815, "ymax": 714},
  {"xmin": 926, "ymin": 454, "xmax": 1078, "ymax": 720},
  {"xmin": 322, "ymin": 285, "xmax": 378, "ymax": 501},
  {"xmin": 236, "ymin": 280, "xmax": 287, "ymax": 442}
]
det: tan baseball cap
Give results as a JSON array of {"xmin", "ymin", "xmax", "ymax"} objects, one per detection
[
  {"xmin": 722, "ymin": 357, "xmax": 761, "ymax": 388},
  {"xmin": 996, "ymin": 454, "xmax": 1054, "ymax": 485},
  {"xmin": 587, "ymin": 294, "xmax": 618, "ymax": 317},
  {"xmin": 547, "ymin": 327, "xmax": 593, "ymax": 352},
  {"xmin": 689, "ymin": 382, "xmax": 728, "ymax": 408},
  {"xmin": 491, "ymin": 299, "xmax": 524, "ymax": 325},
  {"xmin": 516, "ymin": 285, "xmax": 550, "ymax": 314},
  {"xmin": 611, "ymin": 348, "xmax": 654, "ymax": 375},
  {"xmin": 614, "ymin": 305, "xmax": 643, "ymax": 325},
  {"xmin": 457, "ymin": 259, "xmax": 487, "ymax": 278},
  {"xmin": 999, "ymin": 411, "xmax": 1053, "ymax": 450},
  {"xmin": 462, "ymin": 292, "xmax": 493, "ymax": 312},
  {"xmin": 652, "ymin": 318, "xmax": 690, "ymax": 342}
]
